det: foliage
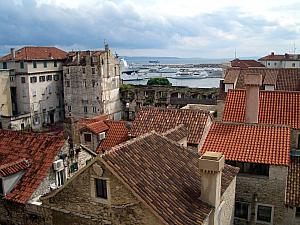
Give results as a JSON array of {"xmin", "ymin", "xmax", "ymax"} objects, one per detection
[
  {"xmin": 120, "ymin": 84, "xmax": 134, "ymax": 91},
  {"xmin": 147, "ymin": 77, "xmax": 171, "ymax": 86}
]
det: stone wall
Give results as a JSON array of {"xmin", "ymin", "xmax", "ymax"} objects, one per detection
[
  {"xmin": 220, "ymin": 177, "xmax": 236, "ymax": 225},
  {"xmin": 234, "ymin": 165, "xmax": 294, "ymax": 225},
  {"xmin": 42, "ymin": 160, "xmax": 164, "ymax": 225}
]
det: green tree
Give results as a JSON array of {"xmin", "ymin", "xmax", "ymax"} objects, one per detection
[{"xmin": 147, "ymin": 77, "xmax": 171, "ymax": 86}]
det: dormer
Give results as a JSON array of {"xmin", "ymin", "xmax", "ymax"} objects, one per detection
[{"xmin": 0, "ymin": 159, "xmax": 30, "ymax": 196}]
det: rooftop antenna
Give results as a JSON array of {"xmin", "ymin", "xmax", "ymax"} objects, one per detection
[
  {"xmin": 104, "ymin": 39, "xmax": 109, "ymax": 51},
  {"xmin": 234, "ymin": 49, "xmax": 237, "ymax": 59},
  {"xmin": 293, "ymin": 42, "xmax": 296, "ymax": 54}
]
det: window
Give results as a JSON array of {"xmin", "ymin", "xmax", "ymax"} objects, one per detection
[
  {"xmin": 267, "ymin": 62, "xmax": 270, "ymax": 66},
  {"xmin": 235, "ymin": 201, "xmax": 250, "ymax": 220},
  {"xmin": 20, "ymin": 61, "xmax": 24, "ymax": 69},
  {"xmin": 274, "ymin": 62, "xmax": 277, "ymax": 66},
  {"xmin": 33, "ymin": 116, "xmax": 39, "ymax": 125},
  {"xmin": 226, "ymin": 161, "xmax": 269, "ymax": 176},
  {"xmin": 66, "ymin": 80, "xmax": 70, "ymax": 87},
  {"xmin": 84, "ymin": 133, "xmax": 92, "ymax": 142},
  {"xmin": 32, "ymin": 61, "xmax": 37, "ymax": 68},
  {"xmin": 56, "ymin": 170, "xmax": 65, "ymax": 187},
  {"xmin": 82, "ymin": 67, "xmax": 85, "ymax": 74},
  {"xmin": 10, "ymin": 76, "xmax": 14, "ymax": 82},
  {"xmin": 0, "ymin": 178, "xmax": 3, "ymax": 195},
  {"xmin": 21, "ymin": 77, "xmax": 26, "ymax": 83},
  {"xmin": 256, "ymin": 204, "xmax": 273, "ymax": 224},
  {"xmin": 68, "ymin": 105, "xmax": 71, "ymax": 112},
  {"xmin": 92, "ymin": 80, "xmax": 96, "ymax": 87},
  {"xmin": 54, "ymin": 61, "xmax": 57, "ymax": 67},
  {"xmin": 84, "ymin": 106, "xmax": 88, "ymax": 113},
  {"xmin": 30, "ymin": 76, "xmax": 37, "ymax": 83},
  {"xmin": 39, "ymin": 76, "xmax": 45, "ymax": 82},
  {"xmin": 292, "ymin": 63, "xmax": 296, "ymax": 67},
  {"xmin": 296, "ymin": 207, "xmax": 300, "ymax": 217},
  {"xmin": 54, "ymin": 74, "xmax": 59, "ymax": 81},
  {"xmin": 70, "ymin": 162, "xmax": 78, "ymax": 173},
  {"xmin": 83, "ymin": 80, "xmax": 87, "ymax": 88},
  {"xmin": 95, "ymin": 179, "xmax": 107, "ymax": 199},
  {"xmin": 43, "ymin": 61, "xmax": 47, "ymax": 68},
  {"xmin": 2, "ymin": 62, "xmax": 7, "ymax": 69},
  {"xmin": 93, "ymin": 106, "xmax": 97, "ymax": 113},
  {"xmin": 47, "ymin": 75, "xmax": 52, "ymax": 81},
  {"xmin": 92, "ymin": 67, "xmax": 95, "ymax": 74}
]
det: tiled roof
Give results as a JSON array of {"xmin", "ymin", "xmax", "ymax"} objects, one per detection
[
  {"xmin": 286, "ymin": 157, "xmax": 300, "ymax": 207},
  {"xmin": 200, "ymin": 122, "xmax": 290, "ymax": 166},
  {"xmin": 96, "ymin": 121, "xmax": 129, "ymax": 153},
  {"xmin": 130, "ymin": 107, "xmax": 210, "ymax": 144},
  {"xmin": 0, "ymin": 130, "xmax": 65, "ymax": 203},
  {"xmin": 80, "ymin": 121, "xmax": 109, "ymax": 134},
  {"xmin": 223, "ymin": 89, "xmax": 300, "ymax": 129},
  {"xmin": 102, "ymin": 132, "xmax": 239, "ymax": 225},
  {"xmin": 259, "ymin": 53, "xmax": 300, "ymax": 61},
  {"xmin": 0, "ymin": 46, "xmax": 67, "ymax": 61},
  {"xmin": 231, "ymin": 59, "xmax": 265, "ymax": 68},
  {"xmin": 223, "ymin": 68, "xmax": 300, "ymax": 91},
  {"xmin": 162, "ymin": 124, "xmax": 188, "ymax": 142},
  {"xmin": 0, "ymin": 158, "xmax": 30, "ymax": 177}
]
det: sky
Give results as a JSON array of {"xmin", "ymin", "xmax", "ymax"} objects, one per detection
[{"xmin": 1, "ymin": 0, "xmax": 300, "ymax": 58}]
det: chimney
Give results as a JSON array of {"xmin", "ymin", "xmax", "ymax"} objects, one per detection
[
  {"xmin": 271, "ymin": 52, "xmax": 274, "ymax": 56},
  {"xmin": 63, "ymin": 117, "xmax": 80, "ymax": 147},
  {"xmin": 199, "ymin": 152, "xmax": 224, "ymax": 213},
  {"xmin": 10, "ymin": 48, "xmax": 16, "ymax": 60},
  {"xmin": 76, "ymin": 52, "xmax": 80, "ymax": 64},
  {"xmin": 244, "ymin": 73, "xmax": 262, "ymax": 123}
]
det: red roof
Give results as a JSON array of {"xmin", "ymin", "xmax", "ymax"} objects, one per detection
[
  {"xmin": 223, "ymin": 68, "xmax": 300, "ymax": 91},
  {"xmin": 131, "ymin": 107, "xmax": 210, "ymax": 144},
  {"xmin": 0, "ymin": 130, "xmax": 65, "ymax": 203},
  {"xmin": 223, "ymin": 89, "xmax": 300, "ymax": 129},
  {"xmin": 231, "ymin": 59, "xmax": 265, "ymax": 68},
  {"xmin": 0, "ymin": 46, "xmax": 67, "ymax": 61},
  {"xmin": 0, "ymin": 158, "xmax": 30, "ymax": 177},
  {"xmin": 259, "ymin": 53, "xmax": 300, "ymax": 61},
  {"xmin": 96, "ymin": 121, "xmax": 129, "ymax": 153},
  {"xmin": 80, "ymin": 120, "xmax": 109, "ymax": 134},
  {"xmin": 200, "ymin": 122, "xmax": 291, "ymax": 166}
]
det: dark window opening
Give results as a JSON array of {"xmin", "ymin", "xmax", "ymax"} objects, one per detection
[
  {"xmin": 20, "ymin": 61, "xmax": 24, "ymax": 69},
  {"xmin": 95, "ymin": 179, "xmax": 107, "ymax": 199},
  {"xmin": 54, "ymin": 61, "xmax": 57, "ymax": 67},
  {"xmin": 47, "ymin": 75, "xmax": 52, "ymax": 81},
  {"xmin": 39, "ymin": 76, "xmax": 45, "ymax": 82},
  {"xmin": 21, "ymin": 77, "xmax": 26, "ymax": 83},
  {"xmin": 0, "ymin": 178, "xmax": 3, "ymax": 195},
  {"xmin": 3, "ymin": 62, "xmax": 7, "ymax": 69},
  {"xmin": 296, "ymin": 207, "xmax": 300, "ymax": 217},
  {"xmin": 257, "ymin": 205, "xmax": 272, "ymax": 223},
  {"xmin": 43, "ymin": 61, "xmax": 47, "ymax": 68},
  {"xmin": 84, "ymin": 133, "xmax": 91, "ymax": 142},
  {"xmin": 226, "ymin": 161, "xmax": 269, "ymax": 176},
  {"xmin": 235, "ymin": 201, "xmax": 249, "ymax": 220},
  {"xmin": 33, "ymin": 61, "xmax": 37, "ymax": 68},
  {"xmin": 30, "ymin": 76, "xmax": 37, "ymax": 83}
]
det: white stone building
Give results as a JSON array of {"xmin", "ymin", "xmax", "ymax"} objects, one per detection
[
  {"xmin": 0, "ymin": 46, "xmax": 67, "ymax": 130},
  {"xmin": 259, "ymin": 52, "xmax": 300, "ymax": 68},
  {"xmin": 63, "ymin": 45, "xmax": 121, "ymax": 120}
]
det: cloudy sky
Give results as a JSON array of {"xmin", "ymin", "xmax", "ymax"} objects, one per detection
[{"xmin": 0, "ymin": 0, "xmax": 300, "ymax": 58}]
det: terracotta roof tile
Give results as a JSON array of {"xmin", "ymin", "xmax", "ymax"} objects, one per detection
[
  {"xmin": 231, "ymin": 59, "xmax": 265, "ymax": 68},
  {"xmin": 286, "ymin": 156, "xmax": 300, "ymax": 206},
  {"xmin": 96, "ymin": 121, "xmax": 129, "ymax": 153},
  {"xmin": 0, "ymin": 46, "xmax": 67, "ymax": 61},
  {"xmin": 0, "ymin": 159, "xmax": 30, "ymax": 177},
  {"xmin": 223, "ymin": 89, "xmax": 300, "ymax": 129},
  {"xmin": 162, "ymin": 124, "xmax": 188, "ymax": 142},
  {"xmin": 80, "ymin": 121, "xmax": 109, "ymax": 134},
  {"xmin": 131, "ymin": 107, "xmax": 210, "ymax": 144},
  {"xmin": 200, "ymin": 122, "xmax": 290, "ymax": 166},
  {"xmin": 0, "ymin": 130, "xmax": 65, "ymax": 204},
  {"xmin": 223, "ymin": 68, "xmax": 300, "ymax": 91},
  {"xmin": 259, "ymin": 53, "xmax": 300, "ymax": 61},
  {"xmin": 102, "ymin": 132, "xmax": 238, "ymax": 225}
]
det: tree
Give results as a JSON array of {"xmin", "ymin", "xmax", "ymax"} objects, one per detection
[{"xmin": 147, "ymin": 77, "xmax": 171, "ymax": 86}]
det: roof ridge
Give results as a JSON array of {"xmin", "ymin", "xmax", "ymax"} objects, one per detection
[
  {"xmin": 161, "ymin": 124, "xmax": 185, "ymax": 136},
  {"xmin": 215, "ymin": 121, "xmax": 291, "ymax": 129},
  {"xmin": 0, "ymin": 158, "xmax": 30, "ymax": 170},
  {"xmin": 103, "ymin": 131, "xmax": 155, "ymax": 157}
]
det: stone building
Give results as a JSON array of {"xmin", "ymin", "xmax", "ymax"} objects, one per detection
[
  {"xmin": 222, "ymin": 68, "xmax": 300, "ymax": 93},
  {"xmin": 0, "ymin": 46, "xmax": 67, "ymax": 130},
  {"xmin": 208, "ymin": 73, "xmax": 300, "ymax": 224},
  {"xmin": 259, "ymin": 52, "xmax": 300, "ymax": 68},
  {"xmin": 63, "ymin": 46, "xmax": 121, "ymax": 121},
  {"xmin": 130, "ymin": 107, "xmax": 212, "ymax": 149},
  {"xmin": 120, "ymin": 84, "xmax": 218, "ymax": 120},
  {"xmin": 41, "ymin": 131, "xmax": 239, "ymax": 225}
]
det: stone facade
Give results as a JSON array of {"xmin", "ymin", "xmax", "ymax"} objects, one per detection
[
  {"xmin": 234, "ymin": 165, "xmax": 294, "ymax": 225},
  {"xmin": 0, "ymin": 57, "xmax": 65, "ymax": 131},
  {"xmin": 64, "ymin": 48, "xmax": 121, "ymax": 121},
  {"xmin": 120, "ymin": 84, "xmax": 218, "ymax": 120},
  {"xmin": 42, "ymin": 160, "xmax": 164, "ymax": 225},
  {"xmin": 221, "ymin": 177, "xmax": 236, "ymax": 225}
]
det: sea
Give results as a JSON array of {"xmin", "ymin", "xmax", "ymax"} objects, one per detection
[{"xmin": 121, "ymin": 56, "xmax": 229, "ymax": 88}]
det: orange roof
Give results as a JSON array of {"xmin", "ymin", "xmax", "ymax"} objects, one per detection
[
  {"xmin": 0, "ymin": 158, "xmax": 30, "ymax": 177},
  {"xmin": 223, "ymin": 89, "xmax": 300, "ymax": 129},
  {"xmin": 0, "ymin": 46, "xmax": 67, "ymax": 61},
  {"xmin": 131, "ymin": 107, "xmax": 210, "ymax": 144},
  {"xmin": 223, "ymin": 68, "xmax": 300, "ymax": 91},
  {"xmin": 80, "ymin": 120, "xmax": 109, "ymax": 134},
  {"xmin": 200, "ymin": 122, "xmax": 291, "ymax": 166},
  {"xmin": 96, "ymin": 121, "xmax": 129, "ymax": 153},
  {"xmin": 0, "ymin": 130, "xmax": 65, "ymax": 203},
  {"xmin": 231, "ymin": 59, "xmax": 265, "ymax": 68}
]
